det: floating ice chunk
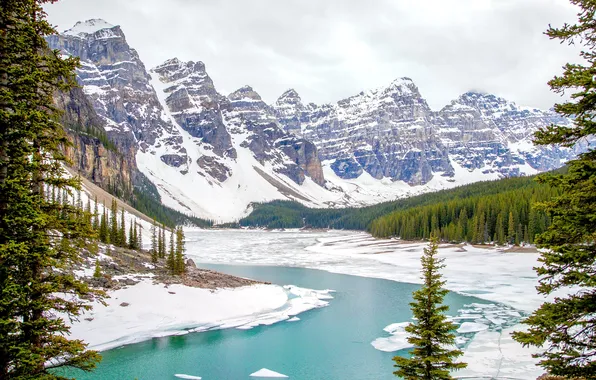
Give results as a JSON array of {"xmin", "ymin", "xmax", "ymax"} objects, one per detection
[
  {"xmin": 383, "ymin": 322, "xmax": 410, "ymax": 334},
  {"xmin": 174, "ymin": 375, "xmax": 202, "ymax": 380},
  {"xmin": 249, "ymin": 368, "xmax": 289, "ymax": 378},
  {"xmin": 371, "ymin": 333, "xmax": 413, "ymax": 352},
  {"xmin": 455, "ymin": 336, "xmax": 469, "ymax": 345},
  {"xmin": 457, "ymin": 322, "xmax": 489, "ymax": 333},
  {"xmin": 287, "ymin": 317, "xmax": 300, "ymax": 322},
  {"xmin": 486, "ymin": 316, "xmax": 507, "ymax": 325},
  {"xmin": 452, "ymin": 314, "xmax": 483, "ymax": 320},
  {"xmin": 236, "ymin": 325, "xmax": 254, "ymax": 330}
]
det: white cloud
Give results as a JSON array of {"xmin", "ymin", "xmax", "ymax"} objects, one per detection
[{"xmin": 45, "ymin": 0, "xmax": 581, "ymax": 110}]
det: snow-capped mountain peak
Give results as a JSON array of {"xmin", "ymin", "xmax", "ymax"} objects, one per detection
[
  {"xmin": 49, "ymin": 19, "xmax": 578, "ymax": 223},
  {"xmin": 63, "ymin": 19, "xmax": 117, "ymax": 37}
]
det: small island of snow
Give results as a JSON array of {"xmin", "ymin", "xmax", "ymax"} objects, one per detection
[{"xmin": 249, "ymin": 368, "xmax": 289, "ymax": 378}]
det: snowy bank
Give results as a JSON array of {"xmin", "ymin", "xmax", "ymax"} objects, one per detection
[{"xmin": 69, "ymin": 278, "xmax": 332, "ymax": 351}]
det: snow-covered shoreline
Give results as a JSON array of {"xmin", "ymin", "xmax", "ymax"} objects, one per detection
[{"xmin": 69, "ymin": 278, "xmax": 333, "ymax": 352}]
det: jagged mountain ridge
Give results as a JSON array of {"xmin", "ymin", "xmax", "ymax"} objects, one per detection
[
  {"xmin": 49, "ymin": 19, "xmax": 576, "ymax": 222},
  {"xmin": 273, "ymin": 81, "xmax": 574, "ymax": 184},
  {"xmin": 48, "ymin": 20, "xmax": 335, "ymax": 222}
]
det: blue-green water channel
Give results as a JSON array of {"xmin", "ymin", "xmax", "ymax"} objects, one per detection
[{"xmin": 63, "ymin": 264, "xmax": 489, "ymax": 380}]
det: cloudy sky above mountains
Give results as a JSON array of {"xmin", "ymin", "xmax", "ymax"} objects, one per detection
[{"xmin": 46, "ymin": 0, "xmax": 581, "ymax": 110}]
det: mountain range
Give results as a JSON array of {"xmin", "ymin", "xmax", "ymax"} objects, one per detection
[{"xmin": 48, "ymin": 19, "xmax": 577, "ymax": 222}]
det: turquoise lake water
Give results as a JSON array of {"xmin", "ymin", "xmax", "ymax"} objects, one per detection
[{"xmin": 62, "ymin": 264, "xmax": 489, "ymax": 380}]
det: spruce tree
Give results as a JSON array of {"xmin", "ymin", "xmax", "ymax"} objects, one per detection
[
  {"xmin": 167, "ymin": 228, "xmax": 175, "ymax": 274},
  {"xmin": 99, "ymin": 208, "xmax": 108, "ymax": 243},
  {"xmin": 393, "ymin": 236, "xmax": 466, "ymax": 379},
  {"xmin": 0, "ymin": 0, "xmax": 102, "ymax": 376},
  {"xmin": 92, "ymin": 196, "xmax": 99, "ymax": 231},
  {"xmin": 150, "ymin": 220, "xmax": 158, "ymax": 263},
  {"xmin": 175, "ymin": 226, "xmax": 186, "ymax": 275},
  {"xmin": 157, "ymin": 224, "xmax": 163, "ymax": 258},
  {"xmin": 128, "ymin": 224, "xmax": 135, "ymax": 249},
  {"xmin": 512, "ymin": 1, "xmax": 596, "ymax": 375},
  {"xmin": 93, "ymin": 260, "xmax": 102, "ymax": 278},
  {"xmin": 507, "ymin": 211, "xmax": 515, "ymax": 245},
  {"xmin": 109, "ymin": 198, "xmax": 118, "ymax": 244},
  {"xmin": 118, "ymin": 208, "xmax": 126, "ymax": 247},
  {"xmin": 136, "ymin": 223, "xmax": 142, "ymax": 250}
]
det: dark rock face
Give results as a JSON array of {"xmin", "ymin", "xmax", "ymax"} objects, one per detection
[
  {"xmin": 273, "ymin": 79, "xmax": 453, "ymax": 185},
  {"xmin": 434, "ymin": 92, "xmax": 575, "ymax": 174},
  {"xmin": 224, "ymin": 86, "xmax": 325, "ymax": 186},
  {"xmin": 151, "ymin": 60, "xmax": 327, "ymax": 187},
  {"xmin": 160, "ymin": 154, "xmax": 187, "ymax": 168},
  {"xmin": 151, "ymin": 58, "xmax": 237, "ymax": 159},
  {"xmin": 197, "ymin": 156, "xmax": 232, "ymax": 182},
  {"xmin": 331, "ymin": 158, "xmax": 363, "ymax": 179},
  {"xmin": 273, "ymin": 82, "xmax": 575, "ymax": 185}
]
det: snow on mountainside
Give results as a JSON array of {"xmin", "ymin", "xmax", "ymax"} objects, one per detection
[
  {"xmin": 273, "ymin": 83, "xmax": 575, "ymax": 184},
  {"xmin": 49, "ymin": 19, "xmax": 577, "ymax": 222},
  {"xmin": 48, "ymin": 21, "xmax": 340, "ymax": 222}
]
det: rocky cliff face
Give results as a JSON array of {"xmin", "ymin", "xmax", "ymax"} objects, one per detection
[
  {"xmin": 55, "ymin": 86, "xmax": 136, "ymax": 198},
  {"xmin": 150, "ymin": 58, "xmax": 325, "ymax": 186},
  {"xmin": 273, "ymin": 82, "xmax": 574, "ymax": 184},
  {"xmin": 47, "ymin": 19, "xmax": 184, "ymax": 158},
  {"xmin": 434, "ymin": 92, "xmax": 574, "ymax": 175}
]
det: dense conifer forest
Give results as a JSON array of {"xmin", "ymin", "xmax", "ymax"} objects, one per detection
[{"xmin": 240, "ymin": 174, "xmax": 559, "ymax": 244}]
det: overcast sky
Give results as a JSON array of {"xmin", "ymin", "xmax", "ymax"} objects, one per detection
[{"xmin": 45, "ymin": 0, "xmax": 581, "ymax": 110}]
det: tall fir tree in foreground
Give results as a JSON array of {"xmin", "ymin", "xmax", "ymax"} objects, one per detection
[
  {"xmin": 0, "ymin": 0, "xmax": 102, "ymax": 377},
  {"xmin": 513, "ymin": 1, "xmax": 596, "ymax": 376},
  {"xmin": 393, "ymin": 236, "xmax": 466, "ymax": 379}
]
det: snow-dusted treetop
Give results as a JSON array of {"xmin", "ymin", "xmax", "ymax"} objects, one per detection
[{"xmin": 63, "ymin": 19, "xmax": 116, "ymax": 37}]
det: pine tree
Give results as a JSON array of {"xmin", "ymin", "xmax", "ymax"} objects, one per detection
[
  {"xmin": 109, "ymin": 198, "xmax": 118, "ymax": 245},
  {"xmin": 92, "ymin": 196, "xmax": 99, "ymax": 231},
  {"xmin": 175, "ymin": 226, "xmax": 186, "ymax": 275},
  {"xmin": 128, "ymin": 224, "xmax": 135, "ymax": 249},
  {"xmin": 93, "ymin": 260, "xmax": 102, "ymax": 278},
  {"xmin": 136, "ymin": 223, "xmax": 143, "ymax": 250},
  {"xmin": 0, "ymin": 1, "xmax": 102, "ymax": 376},
  {"xmin": 99, "ymin": 207, "xmax": 108, "ymax": 243},
  {"xmin": 167, "ymin": 228, "xmax": 175, "ymax": 274},
  {"xmin": 393, "ymin": 236, "xmax": 466, "ymax": 379},
  {"xmin": 512, "ymin": 2, "xmax": 596, "ymax": 376},
  {"xmin": 157, "ymin": 224, "xmax": 163, "ymax": 258},
  {"xmin": 507, "ymin": 211, "xmax": 515, "ymax": 245},
  {"xmin": 118, "ymin": 208, "xmax": 126, "ymax": 247},
  {"xmin": 150, "ymin": 219, "xmax": 158, "ymax": 263}
]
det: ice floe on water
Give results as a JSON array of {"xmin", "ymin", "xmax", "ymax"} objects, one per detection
[
  {"xmin": 69, "ymin": 278, "xmax": 334, "ymax": 351},
  {"xmin": 457, "ymin": 322, "xmax": 489, "ymax": 333},
  {"xmin": 372, "ymin": 322, "xmax": 413, "ymax": 352},
  {"xmin": 249, "ymin": 368, "xmax": 289, "ymax": 377},
  {"xmin": 372, "ymin": 302, "xmax": 523, "ymax": 354},
  {"xmin": 287, "ymin": 317, "xmax": 300, "ymax": 322},
  {"xmin": 174, "ymin": 375, "xmax": 202, "ymax": 380}
]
